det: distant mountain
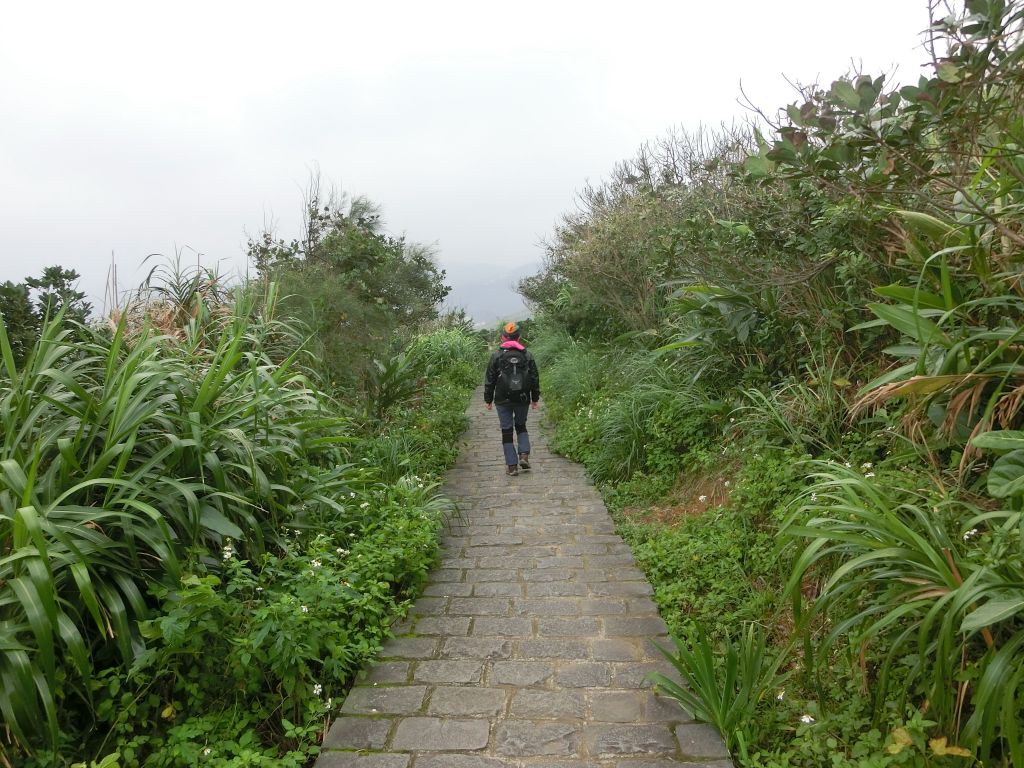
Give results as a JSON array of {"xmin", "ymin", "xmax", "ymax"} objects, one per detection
[{"xmin": 442, "ymin": 261, "xmax": 541, "ymax": 328}]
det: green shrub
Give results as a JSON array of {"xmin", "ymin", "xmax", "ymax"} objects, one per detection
[
  {"xmin": 783, "ymin": 463, "xmax": 1024, "ymax": 764},
  {"xmin": 1, "ymin": 290, "xmax": 353, "ymax": 755},
  {"xmin": 1, "ymin": 283, "xmax": 477, "ymax": 765},
  {"xmin": 622, "ymin": 513, "xmax": 780, "ymax": 640},
  {"xmin": 86, "ymin": 480, "xmax": 448, "ymax": 768},
  {"xmin": 651, "ymin": 622, "xmax": 790, "ymax": 762}
]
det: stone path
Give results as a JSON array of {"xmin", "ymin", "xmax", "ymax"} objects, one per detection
[{"xmin": 316, "ymin": 392, "xmax": 730, "ymax": 767}]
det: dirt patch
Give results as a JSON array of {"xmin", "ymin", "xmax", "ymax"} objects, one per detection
[{"xmin": 622, "ymin": 465, "xmax": 737, "ymax": 526}]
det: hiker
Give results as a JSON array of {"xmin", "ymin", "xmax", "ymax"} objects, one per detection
[{"xmin": 483, "ymin": 321, "xmax": 541, "ymax": 476}]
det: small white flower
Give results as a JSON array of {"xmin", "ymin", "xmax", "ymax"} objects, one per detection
[
  {"xmin": 301, "ymin": 605, "xmax": 309, "ymax": 613},
  {"xmin": 698, "ymin": 495, "xmax": 708, "ymax": 503},
  {"xmin": 865, "ymin": 472, "xmax": 875, "ymax": 478},
  {"xmin": 337, "ymin": 547, "xmax": 348, "ymax": 555},
  {"xmin": 256, "ymin": 586, "xmax": 263, "ymax": 592},
  {"xmin": 723, "ymin": 481, "xmax": 730, "ymax": 488},
  {"xmin": 800, "ymin": 714, "xmax": 815, "ymax": 724},
  {"xmin": 729, "ymin": 417, "xmax": 735, "ymax": 423},
  {"xmin": 360, "ymin": 502, "xmax": 370, "ymax": 509},
  {"xmin": 810, "ymin": 492, "xmax": 818, "ymax": 502},
  {"xmin": 350, "ymin": 532, "xmax": 357, "ymax": 537},
  {"xmin": 313, "ymin": 683, "xmax": 323, "ymax": 696},
  {"xmin": 776, "ymin": 689, "xmax": 785, "ymax": 701},
  {"xmin": 350, "ymin": 492, "xmax": 356, "ymax": 498},
  {"xmin": 311, "ymin": 559, "xmax": 322, "ymax": 568},
  {"xmin": 202, "ymin": 748, "xmax": 212, "ymax": 756},
  {"xmin": 963, "ymin": 528, "xmax": 979, "ymax": 541},
  {"xmin": 861, "ymin": 462, "xmax": 873, "ymax": 469},
  {"xmin": 326, "ymin": 697, "xmax": 333, "ymax": 709},
  {"xmin": 844, "ymin": 462, "xmax": 852, "ymax": 468}
]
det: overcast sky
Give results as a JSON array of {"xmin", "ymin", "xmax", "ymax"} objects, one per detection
[{"xmin": 1, "ymin": 1, "xmax": 933, "ymax": 313}]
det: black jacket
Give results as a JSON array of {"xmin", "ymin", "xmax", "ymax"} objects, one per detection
[{"xmin": 484, "ymin": 346, "xmax": 541, "ymax": 405}]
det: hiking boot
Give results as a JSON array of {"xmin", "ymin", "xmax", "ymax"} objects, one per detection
[
  {"xmin": 506, "ymin": 464, "xmax": 519, "ymax": 477},
  {"xmin": 519, "ymin": 453, "xmax": 531, "ymax": 471}
]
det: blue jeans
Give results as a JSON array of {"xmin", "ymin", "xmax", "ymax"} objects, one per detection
[{"xmin": 496, "ymin": 403, "xmax": 531, "ymax": 466}]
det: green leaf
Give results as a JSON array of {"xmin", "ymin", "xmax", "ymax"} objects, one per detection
[
  {"xmin": 830, "ymin": 80, "xmax": 862, "ymax": 110},
  {"xmin": 882, "ymin": 343, "xmax": 924, "ymax": 358},
  {"xmin": 654, "ymin": 339, "xmax": 699, "ymax": 353},
  {"xmin": 199, "ymin": 507, "xmax": 243, "ymax": 539},
  {"xmin": 857, "ymin": 362, "xmax": 918, "ymax": 395},
  {"xmin": 743, "ymin": 155, "xmax": 773, "ymax": 177},
  {"xmin": 961, "ymin": 596, "xmax": 1024, "ymax": 633},
  {"xmin": 937, "ymin": 61, "xmax": 963, "ymax": 83},
  {"xmin": 873, "ymin": 284, "xmax": 949, "ymax": 311},
  {"xmin": 972, "ymin": 430, "xmax": 1024, "ymax": 454},
  {"xmin": 896, "ymin": 210, "xmax": 958, "ymax": 241},
  {"xmin": 987, "ymin": 450, "xmax": 1024, "ymax": 499},
  {"xmin": 716, "ymin": 220, "xmax": 754, "ymax": 237},
  {"xmin": 899, "ymin": 84, "xmax": 920, "ymax": 101},
  {"xmin": 867, "ymin": 303, "xmax": 950, "ymax": 346}
]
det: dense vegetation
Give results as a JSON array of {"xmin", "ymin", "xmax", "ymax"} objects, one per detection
[
  {"xmin": 0, "ymin": 190, "xmax": 486, "ymax": 767},
  {"xmin": 524, "ymin": 2, "xmax": 1024, "ymax": 765}
]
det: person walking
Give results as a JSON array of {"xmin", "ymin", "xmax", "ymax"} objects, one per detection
[{"xmin": 484, "ymin": 321, "xmax": 540, "ymax": 476}]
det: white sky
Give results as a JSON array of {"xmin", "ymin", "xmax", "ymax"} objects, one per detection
[{"xmin": 0, "ymin": 0, "xmax": 933, "ymax": 311}]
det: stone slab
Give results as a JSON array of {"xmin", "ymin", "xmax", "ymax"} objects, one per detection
[
  {"xmin": 321, "ymin": 716, "xmax": 393, "ymax": 750},
  {"xmin": 312, "ymin": 390, "xmax": 725, "ymax": 768},
  {"xmin": 391, "ymin": 717, "xmax": 490, "ymax": 750}
]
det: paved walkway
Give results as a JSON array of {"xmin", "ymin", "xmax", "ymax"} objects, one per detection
[{"xmin": 316, "ymin": 392, "xmax": 730, "ymax": 767}]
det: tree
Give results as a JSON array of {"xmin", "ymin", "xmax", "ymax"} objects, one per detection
[
  {"xmin": 25, "ymin": 266, "xmax": 92, "ymax": 323},
  {"xmin": 247, "ymin": 180, "xmax": 450, "ymax": 400},
  {"xmin": 0, "ymin": 281, "xmax": 40, "ymax": 366}
]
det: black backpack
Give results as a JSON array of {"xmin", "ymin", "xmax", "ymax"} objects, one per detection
[{"xmin": 497, "ymin": 348, "xmax": 530, "ymax": 402}]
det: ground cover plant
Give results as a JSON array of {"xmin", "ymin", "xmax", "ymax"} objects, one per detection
[
  {"xmin": 0, "ymin": 195, "xmax": 485, "ymax": 766},
  {"xmin": 526, "ymin": 2, "xmax": 1024, "ymax": 765}
]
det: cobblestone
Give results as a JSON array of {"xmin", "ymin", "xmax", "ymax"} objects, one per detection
[
  {"xmin": 391, "ymin": 717, "xmax": 489, "ymax": 750},
  {"xmin": 316, "ymin": 391, "xmax": 724, "ymax": 766},
  {"xmin": 321, "ymin": 716, "xmax": 393, "ymax": 750},
  {"xmin": 339, "ymin": 685, "xmax": 427, "ymax": 715},
  {"xmin": 426, "ymin": 686, "xmax": 507, "ymax": 716}
]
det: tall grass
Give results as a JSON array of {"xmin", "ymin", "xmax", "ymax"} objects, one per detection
[
  {"xmin": 406, "ymin": 326, "xmax": 487, "ymax": 388},
  {"xmin": 733, "ymin": 350, "xmax": 859, "ymax": 456},
  {"xmin": 530, "ymin": 325, "xmax": 624, "ymax": 416},
  {"xmin": 783, "ymin": 465, "xmax": 1024, "ymax": 764},
  {"xmin": 0, "ymin": 285, "xmax": 357, "ymax": 755},
  {"xmin": 590, "ymin": 355, "xmax": 715, "ymax": 482},
  {"xmin": 650, "ymin": 622, "xmax": 790, "ymax": 762}
]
